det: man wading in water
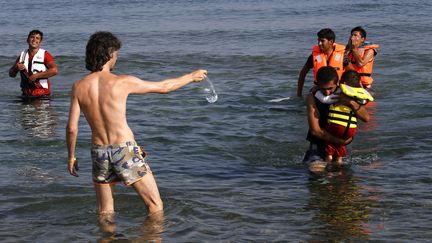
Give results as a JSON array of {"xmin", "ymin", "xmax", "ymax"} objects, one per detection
[{"xmin": 66, "ymin": 31, "xmax": 207, "ymax": 220}]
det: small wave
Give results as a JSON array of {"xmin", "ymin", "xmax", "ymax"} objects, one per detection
[
  {"xmin": 16, "ymin": 166, "xmax": 57, "ymax": 183},
  {"xmin": 268, "ymin": 97, "xmax": 290, "ymax": 103}
]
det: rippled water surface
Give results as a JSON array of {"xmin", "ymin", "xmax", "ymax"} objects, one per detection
[{"xmin": 0, "ymin": 0, "xmax": 431, "ymax": 242}]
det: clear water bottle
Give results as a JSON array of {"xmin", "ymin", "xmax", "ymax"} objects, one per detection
[{"xmin": 203, "ymin": 77, "xmax": 218, "ymax": 103}]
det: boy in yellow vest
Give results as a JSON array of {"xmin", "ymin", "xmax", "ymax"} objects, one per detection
[{"xmin": 314, "ymin": 70, "xmax": 373, "ymax": 165}]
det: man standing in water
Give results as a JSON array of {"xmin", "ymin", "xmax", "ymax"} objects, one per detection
[
  {"xmin": 345, "ymin": 26, "xmax": 379, "ymax": 89},
  {"xmin": 9, "ymin": 29, "xmax": 58, "ymax": 98},
  {"xmin": 66, "ymin": 31, "xmax": 207, "ymax": 216},
  {"xmin": 303, "ymin": 66, "xmax": 369, "ymax": 174},
  {"xmin": 297, "ymin": 28, "xmax": 345, "ymax": 97}
]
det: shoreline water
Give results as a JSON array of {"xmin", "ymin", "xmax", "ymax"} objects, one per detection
[{"xmin": 1, "ymin": 0, "xmax": 432, "ymax": 241}]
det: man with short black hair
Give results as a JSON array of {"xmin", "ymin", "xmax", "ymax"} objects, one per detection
[
  {"xmin": 9, "ymin": 29, "xmax": 58, "ymax": 98},
  {"xmin": 345, "ymin": 26, "xmax": 379, "ymax": 89},
  {"xmin": 303, "ymin": 66, "xmax": 369, "ymax": 174},
  {"xmin": 297, "ymin": 28, "xmax": 345, "ymax": 97}
]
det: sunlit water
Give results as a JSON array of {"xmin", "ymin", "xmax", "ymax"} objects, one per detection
[{"xmin": 0, "ymin": 0, "xmax": 431, "ymax": 241}]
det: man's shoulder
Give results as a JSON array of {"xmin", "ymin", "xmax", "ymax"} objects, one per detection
[
  {"xmin": 306, "ymin": 91, "xmax": 316, "ymax": 105},
  {"xmin": 42, "ymin": 49, "xmax": 55, "ymax": 63},
  {"xmin": 115, "ymin": 74, "xmax": 143, "ymax": 86},
  {"xmin": 75, "ymin": 73, "xmax": 136, "ymax": 88},
  {"xmin": 116, "ymin": 74, "xmax": 137, "ymax": 80},
  {"xmin": 43, "ymin": 49, "xmax": 52, "ymax": 55},
  {"xmin": 74, "ymin": 73, "xmax": 96, "ymax": 86}
]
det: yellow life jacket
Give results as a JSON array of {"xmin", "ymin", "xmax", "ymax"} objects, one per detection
[
  {"xmin": 340, "ymin": 84, "xmax": 374, "ymax": 102},
  {"xmin": 328, "ymin": 104, "xmax": 357, "ymax": 128},
  {"xmin": 327, "ymin": 83, "xmax": 375, "ymax": 129},
  {"xmin": 312, "ymin": 43, "xmax": 345, "ymax": 83},
  {"xmin": 349, "ymin": 42, "xmax": 379, "ymax": 86}
]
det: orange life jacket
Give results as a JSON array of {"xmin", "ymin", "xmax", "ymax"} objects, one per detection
[
  {"xmin": 312, "ymin": 43, "xmax": 345, "ymax": 83},
  {"xmin": 349, "ymin": 42, "xmax": 379, "ymax": 86}
]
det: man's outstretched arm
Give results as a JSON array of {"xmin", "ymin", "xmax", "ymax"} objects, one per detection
[{"xmin": 126, "ymin": 69, "xmax": 207, "ymax": 94}]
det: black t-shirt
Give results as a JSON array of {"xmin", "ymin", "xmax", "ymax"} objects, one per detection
[
  {"xmin": 305, "ymin": 54, "xmax": 313, "ymax": 70},
  {"xmin": 306, "ymin": 90, "xmax": 330, "ymax": 146}
]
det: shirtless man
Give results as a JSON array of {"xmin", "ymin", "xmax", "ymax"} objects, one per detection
[{"xmin": 66, "ymin": 31, "xmax": 207, "ymax": 216}]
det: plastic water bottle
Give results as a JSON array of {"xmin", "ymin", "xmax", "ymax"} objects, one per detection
[{"xmin": 203, "ymin": 76, "xmax": 218, "ymax": 103}]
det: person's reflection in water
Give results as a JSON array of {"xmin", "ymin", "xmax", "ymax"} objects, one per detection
[
  {"xmin": 305, "ymin": 166, "xmax": 377, "ymax": 241},
  {"xmin": 136, "ymin": 211, "xmax": 165, "ymax": 242},
  {"xmin": 98, "ymin": 212, "xmax": 115, "ymax": 229},
  {"xmin": 98, "ymin": 211, "xmax": 165, "ymax": 242},
  {"xmin": 360, "ymin": 101, "xmax": 378, "ymax": 133},
  {"xmin": 19, "ymin": 99, "xmax": 58, "ymax": 138}
]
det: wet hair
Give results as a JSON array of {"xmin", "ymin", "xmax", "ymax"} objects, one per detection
[
  {"xmin": 27, "ymin": 29, "xmax": 43, "ymax": 41},
  {"xmin": 85, "ymin": 31, "xmax": 122, "ymax": 72},
  {"xmin": 317, "ymin": 28, "xmax": 336, "ymax": 42},
  {"xmin": 340, "ymin": 70, "xmax": 361, "ymax": 87},
  {"xmin": 351, "ymin": 26, "xmax": 367, "ymax": 39},
  {"xmin": 316, "ymin": 66, "xmax": 338, "ymax": 85}
]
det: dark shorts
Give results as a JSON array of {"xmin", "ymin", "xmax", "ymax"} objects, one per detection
[
  {"xmin": 91, "ymin": 141, "xmax": 151, "ymax": 185},
  {"xmin": 303, "ymin": 143, "xmax": 326, "ymax": 165}
]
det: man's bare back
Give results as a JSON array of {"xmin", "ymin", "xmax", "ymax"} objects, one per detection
[
  {"xmin": 66, "ymin": 33, "xmax": 206, "ymax": 220},
  {"xmin": 66, "ymin": 31, "xmax": 206, "ymax": 221},
  {"xmin": 67, "ymin": 50, "xmax": 206, "ymax": 171},
  {"xmin": 68, "ymin": 50, "xmax": 207, "ymax": 149},
  {"xmin": 73, "ymin": 71, "xmax": 137, "ymax": 145}
]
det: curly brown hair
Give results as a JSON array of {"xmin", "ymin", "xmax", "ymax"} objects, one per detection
[{"xmin": 85, "ymin": 31, "xmax": 122, "ymax": 72}]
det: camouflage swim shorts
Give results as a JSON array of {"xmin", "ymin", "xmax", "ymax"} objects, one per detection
[{"xmin": 91, "ymin": 141, "xmax": 151, "ymax": 185}]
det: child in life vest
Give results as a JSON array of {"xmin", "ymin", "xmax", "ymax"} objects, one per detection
[{"xmin": 314, "ymin": 70, "xmax": 374, "ymax": 164}]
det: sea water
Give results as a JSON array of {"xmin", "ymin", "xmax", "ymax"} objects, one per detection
[
  {"xmin": 203, "ymin": 77, "xmax": 218, "ymax": 103},
  {"xmin": 0, "ymin": 0, "xmax": 431, "ymax": 242}
]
